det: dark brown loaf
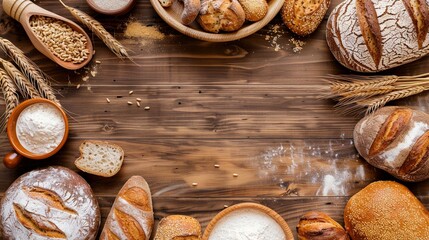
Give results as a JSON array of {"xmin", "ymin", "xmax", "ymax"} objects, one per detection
[
  {"xmin": 353, "ymin": 106, "xmax": 429, "ymax": 182},
  {"xmin": 297, "ymin": 211, "xmax": 349, "ymax": 240},
  {"xmin": 0, "ymin": 166, "xmax": 100, "ymax": 240},
  {"xmin": 281, "ymin": 0, "xmax": 330, "ymax": 36},
  {"xmin": 154, "ymin": 215, "xmax": 202, "ymax": 240},
  {"xmin": 326, "ymin": 0, "xmax": 429, "ymax": 72},
  {"xmin": 100, "ymin": 176, "xmax": 154, "ymax": 240},
  {"xmin": 344, "ymin": 181, "xmax": 429, "ymax": 239}
]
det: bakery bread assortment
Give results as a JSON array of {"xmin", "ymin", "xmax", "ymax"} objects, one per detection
[
  {"xmin": 344, "ymin": 181, "xmax": 429, "ymax": 239},
  {"xmin": 154, "ymin": 215, "xmax": 202, "ymax": 240},
  {"xmin": 326, "ymin": 0, "xmax": 429, "ymax": 72},
  {"xmin": 0, "ymin": 166, "xmax": 100, "ymax": 240},
  {"xmin": 281, "ymin": 0, "xmax": 330, "ymax": 36},
  {"xmin": 297, "ymin": 211, "xmax": 349, "ymax": 240},
  {"xmin": 353, "ymin": 106, "xmax": 429, "ymax": 182},
  {"xmin": 99, "ymin": 176, "xmax": 154, "ymax": 240},
  {"xmin": 74, "ymin": 140, "xmax": 125, "ymax": 177}
]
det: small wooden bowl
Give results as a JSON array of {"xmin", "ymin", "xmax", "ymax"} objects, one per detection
[
  {"xmin": 203, "ymin": 202, "xmax": 294, "ymax": 240},
  {"xmin": 3, "ymin": 0, "xmax": 93, "ymax": 70},
  {"xmin": 150, "ymin": 0, "xmax": 285, "ymax": 42},
  {"xmin": 5, "ymin": 99, "xmax": 69, "ymax": 168},
  {"xmin": 86, "ymin": 0, "xmax": 136, "ymax": 15}
]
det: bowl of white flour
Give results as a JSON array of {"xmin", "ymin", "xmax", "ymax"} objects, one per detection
[
  {"xmin": 6, "ymin": 99, "xmax": 68, "ymax": 166},
  {"xmin": 203, "ymin": 203, "xmax": 294, "ymax": 240}
]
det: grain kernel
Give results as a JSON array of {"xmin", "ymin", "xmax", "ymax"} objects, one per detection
[
  {"xmin": 106, "ymin": 98, "xmax": 111, "ymax": 103},
  {"xmin": 192, "ymin": 182, "xmax": 198, "ymax": 187},
  {"xmin": 233, "ymin": 173, "xmax": 239, "ymax": 177},
  {"xmin": 127, "ymin": 101, "xmax": 133, "ymax": 105},
  {"xmin": 144, "ymin": 106, "xmax": 150, "ymax": 110}
]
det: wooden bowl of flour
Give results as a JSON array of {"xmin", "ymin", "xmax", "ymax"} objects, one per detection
[
  {"xmin": 202, "ymin": 202, "xmax": 294, "ymax": 240},
  {"xmin": 4, "ymin": 99, "xmax": 69, "ymax": 168}
]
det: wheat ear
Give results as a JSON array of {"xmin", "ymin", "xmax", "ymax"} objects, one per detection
[
  {"xmin": 59, "ymin": 1, "xmax": 129, "ymax": 59},
  {"xmin": 0, "ymin": 58, "xmax": 41, "ymax": 99},
  {"xmin": 0, "ymin": 68, "xmax": 19, "ymax": 132},
  {"xmin": 0, "ymin": 38, "xmax": 59, "ymax": 105},
  {"xmin": 328, "ymin": 75, "xmax": 398, "ymax": 93}
]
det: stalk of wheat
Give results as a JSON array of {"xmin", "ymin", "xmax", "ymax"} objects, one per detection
[
  {"xmin": 0, "ymin": 37, "xmax": 59, "ymax": 105},
  {"xmin": 325, "ymin": 74, "xmax": 429, "ymax": 115},
  {"xmin": 0, "ymin": 58, "xmax": 41, "ymax": 99},
  {"xmin": 0, "ymin": 68, "xmax": 19, "ymax": 132},
  {"xmin": 59, "ymin": 0, "xmax": 129, "ymax": 59}
]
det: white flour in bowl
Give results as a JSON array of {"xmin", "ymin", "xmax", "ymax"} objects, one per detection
[
  {"xmin": 208, "ymin": 208, "xmax": 286, "ymax": 240},
  {"xmin": 16, "ymin": 103, "xmax": 65, "ymax": 154},
  {"xmin": 93, "ymin": 0, "xmax": 129, "ymax": 10}
]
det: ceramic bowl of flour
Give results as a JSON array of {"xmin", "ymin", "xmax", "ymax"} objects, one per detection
[
  {"xmin": 202, "ymin": 202, "xmax": 294, "ymax": 240},
  {"xmin": 5, "ymin": 99, "xmax": 68, "ymax": 167}
]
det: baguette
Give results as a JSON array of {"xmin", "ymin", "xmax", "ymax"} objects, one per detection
[
  {"xmin": 154, "ymin": 215, "xmax": 202, "ymax": 240},
  {"xmin": 353, "ymin": 106, "xmax": 429, "ymax": 182},
  {"xmin": 0, "ymin": 166, "xmax": 100, "ymax": 240},
  {"xmin": 100, "ymin": 176, "xmax": 154, "ymax": 240},
  {"xmin": 344, "ymin": 181, "xmax": 429, "ymax": 239},
  {"xmin": 326, "ymin": 0, "xmax": 429, "ymax": 72}
]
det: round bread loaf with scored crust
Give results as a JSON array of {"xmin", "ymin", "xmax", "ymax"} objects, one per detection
[
  {"xmin": 344, "ymin": 181, "xmax": 429, "ymax": 239},
  {"xmin": 0, "ymin": 166, "xmax": 100, "ymax": 240},
  {"xmin": 353, "ymin": 106, "xmax": 429, "ymax": 182},
  {"xmin": 198, "ymin": 0, "xmax": 245, "ymax": 33}
]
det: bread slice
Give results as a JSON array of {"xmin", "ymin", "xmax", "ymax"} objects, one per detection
[{"xmin": 75, "ymin": 140, "xmax": 124, "ymax": 177}]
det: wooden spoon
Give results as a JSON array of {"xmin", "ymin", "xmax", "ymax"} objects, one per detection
[{"xmin": 3, "ymin": 0, "xmax": 93, "ymax": 70}]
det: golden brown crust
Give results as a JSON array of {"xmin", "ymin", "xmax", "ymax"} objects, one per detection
[
  {"xmin": 154, "ymin": 215, "xmax": 202, "ymax": 240},
  {"xmin": 281, "ymin": 0, "xmax": 330, "ymax": 36},
  {"xmin": 369, "ymin": 108, "xmax": 412, "ymax": 156},
  {"xmin": 297, "ymin": 211, "xmax": 349, "ymax": 240},
  {"xmin": 181, "ymin": 0, "xmax": 201, "ymax": 25},
  {"xmin": 114, "ymin": 208, "xmax": 146, "ymax": 240},
  {"xmin": 121, "ymin": 187, "xmax": 151, "ymax": 212},
  {"xmin": 355, "ymin": 0, "xmax": 382, "ymax": 69},
  {"xmin": 399, "ymin": 130, "xmax": 429, "ymax": 175},
  {"xmin": 402, "ymin": 0, "xmax": 429, "ymax": 49},
  {"xmin": 344, "ymin": 181, "xmax": 429, "ymax": 240},
  {"xmin": 198, "ymin": 0, "xmax": 245, "ymax": 33},
  {"xmin": 238, "ymin": 0, "xmax": 268, "ymax": 21}
]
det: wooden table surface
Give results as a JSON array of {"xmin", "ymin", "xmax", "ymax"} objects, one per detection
[{"xmin": 1, "ymin": 0, "xmax": 429, "ymax": 238}]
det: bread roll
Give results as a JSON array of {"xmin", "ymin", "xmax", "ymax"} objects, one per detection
[
  {"xmin": 180, "ymin": 0, "xmax": 201, "ymax": 25},
  {"xmin": 100, "ymin": 176, "xmax": 154, "ymax": 240},
  {"xmin": 0, "ymin": 166, "xmax": 100, "ymax": 240},
  {"xmin": 344, "ymin": 181, "xmax": 429, "ymax": 239},
  {"xmin": 326, "ymin": 0, "xmax": 429, "ymax": 72},
  {"xmin": 198, "ymin": 0, "xmax": 245, "ymax": 33},
  {"xmin": 282, "ymin": 0, "xmax": 330, "ymax": 36},
  {"xmin": 238, "ymin": 0, "xmax": 268, "ymax": 21},
  {"xmin": 297, "ymin": 211, "xmax": 349, "ymax": 240},
  {"xmin": 353, "ymin": 106, "xmax": 429, "ymax": 182},
  {"xmin": 154, "ymin": 215, "xmax": 202, "ymax": 240}
]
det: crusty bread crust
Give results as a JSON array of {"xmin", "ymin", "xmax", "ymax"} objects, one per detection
[
  {"xmin": 238, "ymin": 0, "xmax": 268, "ymax": 21},
  {"xmin": 354, "ymin": 106, "xmax": 429, "ymax": 182},
  {"xmin": 198, "ymin": 0, "xmax": 245, "ymax": 33},
  {"xmin": 154, "ymin": 215, "xmax": 202, "ymax": 239},
  {"xmin": 344, "ymin": 181, "xmax": 429, "ymax": 239},
  {"xmin": 100, "ymin": 176, "xmax": 154, "ymax": 240},
  {"xmin": 297, "ymin": 211, "xmax": 349, "ymax": 240}
]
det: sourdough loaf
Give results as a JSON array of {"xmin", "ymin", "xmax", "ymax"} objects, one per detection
[
  {"xmin": 326, "ymin": 0, "xmax": 429, "ymax": 72},
  {"xmin": 154, "ymin": 215, "xmax": 202, "ymax": 240},
  {"xmin": 344, "ymin": 181, "xmax": 429, "ymax": 239},
  {"xmin": 100, "ymin": 176, "xmax": 154, "ymax": 240},
  {"xmin": 282, "ymin": 0, "xmax": 330, "ymax": 36},
  {"xmin": 297, "ymin": 211, "xmax": 349, "ymax": 240},
  {"xmin": 353, "ymin": 106, "xmax": 429, "ymax": 182},
  {"xmin": 0, "ymin": 166, "xmax": 100, "ymax": 240}
]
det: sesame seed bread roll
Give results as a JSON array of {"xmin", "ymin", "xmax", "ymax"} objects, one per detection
[
  {"xmin": 344, "ymin": 181, "xmax": 429, "ymax": 240},
  {"xmin": 154, "ymin": 215, "xmax": 202, "ymax": 240},
  {"xmin": 353, "ymin": 106, "xmax": 429, "ymax": 182}
]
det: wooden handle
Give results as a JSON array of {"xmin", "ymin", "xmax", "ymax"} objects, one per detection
[{"xmin": 4, "ymin": 152, "xmax": 23, "ymax": 169}]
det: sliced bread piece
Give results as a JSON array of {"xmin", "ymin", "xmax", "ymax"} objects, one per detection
[{"xmin": 75, "ymin": 140, "xmax": 124, "ymax": 177}]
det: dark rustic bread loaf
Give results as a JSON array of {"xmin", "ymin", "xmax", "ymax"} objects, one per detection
[
  {"xmin": 344, "ymin": 181, "xmax": 429, "ymax": 239},
  {"xmin": 297, "ymin": 211, "xmax": 349, "ymax": 240},
  {"xmin": 0, "ymin": 166, "xmax": 100, "ymax": 240},
  {"xmin": 99, "ymin": 176, "xmax": 154, "ymax": 240},
  {"xmin": 326, "ymin": 0, "xmax": 429, "ymax": 72},
  {"xmin": 154, "ymin": 215, "xmax": 202, "ymax": 240},
  {"xmin": 353, "ymin": 106, "xmax": 429, "ymax": 182},
  {"xmin": 282, "ymin": 0, "xmax": 330, "ymax": 36}
]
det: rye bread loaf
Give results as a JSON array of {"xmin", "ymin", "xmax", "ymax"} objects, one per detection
[
  {"xmin": 100, "ymin": 176, "xmax": 154, "ymax": 240},
  {"xmin": 344, "ymin": 181, "xmax": 429, "ymax": 239},
  {"xmin": 0, "ymin": 166, "xmax": 100, "ymax": 240},
  {"xmin": 353, "ymin": 106, "xmax": 429, "ymax": 182},
  {"xmin": 326, "ymin": 0, "xmax": 429, "ymax": 72}
]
